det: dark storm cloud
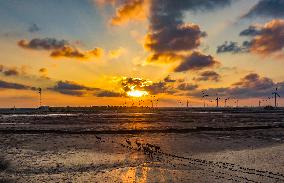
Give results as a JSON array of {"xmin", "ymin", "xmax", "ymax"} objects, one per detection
[
  {"xmin": 18, "ymin": 38, "xmax": 68, "ymax": 50},
  {"xmin": 50, "ymin": 80, "xmax": 121, "ymax": 97},
  {"xmin": 145, "ymin": 0, "xmax": 233, "ymax": 63},
  {"xmin": 53, "ymin": 81, "xmax": 96, "ymax": 91},
  {"xmin": 0, "ymin": 80, "xmax": 30, "ymax": 90},
  {"xmin": 248, "ymin": 19, "xmax": 284, "ymax": 55},
  {"xmin": 145, "ymin": 23, "xmax": 207, "ymax": 54},
  {"xmin": 3, "ymin": 69, "xmax": 19, "ymax": 76},
  {"xmin": 54, "ymin": 89, "xmax": 84, "ymax": 96},
  {"xmin": 216, "ymin": 41, "xmax": 249, "ymax": 54},
  {"xmin": 95, "ymin": 90, "xmax": 121, "ymax": 97},
  {"xmin": 177, "ymin": 83, "xmax": 198, "ymax": 91},
  {"xmin": 0, "ymin": 65, "xmax": 22, "ymax": 77},
  {"xmin": 18, "ymin": 38, "xmax": 103, "ymax": 59},
  {"xmin": 194, "ymin": 71, "xmax": 221, "ymax": 82},
  {"xmin": 232, "ymin": 73, "xmax": 274, "ymax": 90},
  {"xmin": 188, "ymin": 73, "xmax": 280, "ymax": 98},
  {"xmin": 174, "ymin": 52, "xmax": 219, "ymax": 72},
  {"xmin": 145, "ymin": 81, "xmax": 170, "ymax": 94},
  {"xmin": 218, "ymin": 19, "xmax": 284, "ymax": 56},
  {"xmin": 242, "ymin": 0, "xmax": 284, "ymax": 19},
  {"xmin": 239, "ymin": 25, "xmax": 262, "ymax": 36},
  {"xmin": 49, "ymin": 80, "xmax": 100, "ymax": 96},
  {"xmin": 28, "ymin": 23, "xmax": 40, "ymax": 33},
  {"xmin": 149, "ymin": 0, "xmax": 233, "ymax": 31}
]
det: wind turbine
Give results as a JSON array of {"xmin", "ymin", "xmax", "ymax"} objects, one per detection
[
  {"xmin": 201, "ymin": 90, "xmax": 209, "ymax": 108},
  {"xmin": 235, "ymin": 99, "xmax": 239, "ymax": 108},
  {"xmin": 177, "ymin": 100, "xmax": 182, "ymax": 107},
  {"xmin": 266, "ymin": 96, "xmax": 273, "ymax": 106},
  {"xmin": 272, "ymin": 88, "xmax": 280, "ymax": 107},
  {"xmin": 38, "ymin": 88, "xmax": 42, "ymax": 107},
  {"xmin": 150, "ymin": 95, "xmax": 155, "ymax": 108},
  {"xmin": 215, "ymin": 95, "xmax": 221, "ymax": 108},
  {"xmin": 224, "ymin": 97, "xmax": 230, "ymax": 107}
]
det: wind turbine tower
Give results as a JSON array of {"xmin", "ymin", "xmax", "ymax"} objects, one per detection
[
  {"xmin": 272, "ymin": 88, "xmax": 280, "ymax": 107},
  {"xmin": 202, "ymin": 91, "xmax": 209, "ymax": 108},
  {"xmin": 216, "ymin": 96, "xmax": 221, "ymax": 107},
  {"xmin": 224, "ymin": 97, "xmax": 230, "ymax": 107},
  {"xmin": 38, "ymin": 88, "xmax": 42, "ymax": 107}
]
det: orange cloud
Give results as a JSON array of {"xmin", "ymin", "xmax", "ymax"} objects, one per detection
[
  {"xmin": 50, "ymin": 46, "xmax": 103, "ymax": 59},
  {"xmin": 18, "ymin": 38, "xmax": 104, "ymax": 60},
  {"xmin": 146, "ymin": 52, "xmax": 183, "ymax": 63},
  {"xmin": 219, "ymin": 19, "xmax": 284, "ymax": 59},
  {"xmin": 110, "ymin": 0, "xmax": 149, "ymax": 25},
  {"xmin": 95, "ymin": 0, "xmax": 149, "ymax": 26},
  {"xmin": 249, "ymin": 19, "xmax": 284, "ymax": 56}
]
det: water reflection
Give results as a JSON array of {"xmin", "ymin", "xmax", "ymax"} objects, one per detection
[{"xmin": 120, "ymin": 166, "xmax": 149, "ymax": 183}]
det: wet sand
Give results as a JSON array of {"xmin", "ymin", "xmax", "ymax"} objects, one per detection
[{"xmin": 0, "ymin": 109, "xmax": 284, "ymax": 182}]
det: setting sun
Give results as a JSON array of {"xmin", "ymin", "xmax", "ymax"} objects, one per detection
[{"xmin": 127, "ymin": 90, "xmax": 148, "ymax": 97}]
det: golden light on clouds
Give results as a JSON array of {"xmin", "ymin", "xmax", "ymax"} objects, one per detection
[
  {"xmin": 121, "ymin": 77, "xmax": 150, "ymax": 97},
  {"xmin": 127, "ymin": 89, "xmax": 148, "ymax": 97},
  {"xmin": 110, "ymin": 0, "xmax": 149, "ymax": 26}
]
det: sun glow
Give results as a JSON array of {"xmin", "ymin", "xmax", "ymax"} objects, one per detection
[{"xmin": 127, "ymin": 90, "xmax": 148, "ymax": 97}]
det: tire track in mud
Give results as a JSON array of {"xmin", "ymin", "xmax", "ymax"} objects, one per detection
[
  {"xmin": 169, "ymin": 154, "xmax": 284, "ymax": 182},
  {"xmin": 166, "ymin": 151, "xmax": 283, "ymax": 182}
]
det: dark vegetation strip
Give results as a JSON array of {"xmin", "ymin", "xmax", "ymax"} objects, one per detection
[{"xmin": 0, "ymin": 125, "xmax": 283, "ymax": 135}]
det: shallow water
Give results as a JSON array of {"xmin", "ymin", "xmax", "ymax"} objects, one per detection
[{"xmin": 0, "ymin": 109, "xmax": 283, "ymax": 132}]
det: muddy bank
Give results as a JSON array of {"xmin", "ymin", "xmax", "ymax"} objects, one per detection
[{"xmin": 0, "ymin": 129, "xmax": 283, "ymax": 182}]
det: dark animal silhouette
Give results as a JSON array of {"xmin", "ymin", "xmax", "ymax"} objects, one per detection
[
  {"xmin": 135, "ymin": 140, "xmax": 142, "ymax": 150},
  {"xmin": 153, "ymin": 145, "xmax": 161, "ymax": 152},
  {"xmin": 95, "ymin": 136, "xmax": 102, "ymax": 141},
  {"xmin": 125, "ymin": 139, "xmax": 131, "ymax": 146}
]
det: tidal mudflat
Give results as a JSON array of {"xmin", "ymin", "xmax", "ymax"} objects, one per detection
[{"xmin": 0, "ymin": 108, "xmax": 283, "ymax": 182}]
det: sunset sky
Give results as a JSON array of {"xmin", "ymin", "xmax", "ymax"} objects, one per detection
[{"xmin": 0, "ymin": 0, "xmax": 284, "ymax": 107}]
